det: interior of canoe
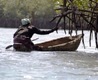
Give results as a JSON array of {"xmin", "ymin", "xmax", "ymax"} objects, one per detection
[{"xmin": 36, "ymin": 35, "xmax": 79, "ymax": 48}]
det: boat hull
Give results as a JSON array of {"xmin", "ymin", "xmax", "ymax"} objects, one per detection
[{"xmin": 36, "ymin": 34, "xmax": 82, "ymax": 51}]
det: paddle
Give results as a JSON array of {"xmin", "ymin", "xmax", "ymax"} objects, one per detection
[
  {"xmin": 6, "ymin": 45, "xmax": 13, "ymax": 49},
  {"xmin": 5, "ymin": 38, "xmax": 39, "ymax": 49}
]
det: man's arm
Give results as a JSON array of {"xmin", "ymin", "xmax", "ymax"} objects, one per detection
[{"xmin": 33, "ymin": 27, "xmax": 58, "ymax": 35}]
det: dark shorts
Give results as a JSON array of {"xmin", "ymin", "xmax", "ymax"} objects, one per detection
[
  {"xmin": 13, "ymin": 36, "xmax": 42, "ymax": 51},
  {"xmin": 13, "ymin": 36, "xmax": 34, "ymax": 51}
]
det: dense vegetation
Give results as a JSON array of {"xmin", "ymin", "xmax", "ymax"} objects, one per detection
[
  {"xmin": 0, "ymin": 0, "xmax": 98, "ymax": 29},
  {"xmin": 0, "ymin": 0, "xmax": 57, "ymax": 28}
]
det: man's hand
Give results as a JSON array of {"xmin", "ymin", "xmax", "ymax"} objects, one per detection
[{"xmin": 52, "ymin": 27, "xmax": 58, "ymax": 31}]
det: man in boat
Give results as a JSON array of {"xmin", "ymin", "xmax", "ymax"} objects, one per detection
[{"xmin": 13, "ymin": 18, "xmax": 58, "ymax": 51}]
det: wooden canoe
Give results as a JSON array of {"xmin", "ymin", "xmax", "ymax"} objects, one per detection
[{"xmin": 35, "ymin": 34, "xmax": 82, "ymax": 51}]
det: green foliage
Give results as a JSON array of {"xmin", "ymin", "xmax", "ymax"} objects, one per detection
[
  {"xmin": 54, "ymin": 0, "xmax": 98, "ymax": 10},
  {"xmin": 0, "ymin": 0, "xmax": 56, "ymax": 19},
  {"xmin": 72, "ymin": 0, "xmax": 89, "ymax": 9},
  {"xmin": 0, "ymin": 0, "xmax": 98, "ymax": 19}
]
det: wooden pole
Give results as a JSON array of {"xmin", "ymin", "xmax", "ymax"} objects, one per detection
[{"xmin": 63, "ymin": 0, "xmax": 67, "ymax": 7}]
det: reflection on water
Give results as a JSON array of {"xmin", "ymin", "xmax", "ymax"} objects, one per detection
[{"xmin": 0, "ymin": 28, "xmax": 98, "ymax": 80}]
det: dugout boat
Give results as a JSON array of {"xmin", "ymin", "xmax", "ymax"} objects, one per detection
[
  {"xmin": 6, "ymin": 34, "xmax": 82, "ymax": 51},
  {"xmin": 36, "ymin": 34, "xmax": 82, "ymax": 51}
]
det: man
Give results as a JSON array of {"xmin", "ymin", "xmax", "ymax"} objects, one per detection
[{"xmin": 13, "ymin": 18, "xmax": 58, "ymax": 51}]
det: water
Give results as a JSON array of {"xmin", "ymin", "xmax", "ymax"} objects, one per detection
[{"xmin": 0, "ymin": 28, "xmax": 98, "ymax": 80}]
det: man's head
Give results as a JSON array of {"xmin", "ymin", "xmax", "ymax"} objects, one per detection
[{"xmin": 21, "ymin": 18, "xmax": 31, "ymax": 26}]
